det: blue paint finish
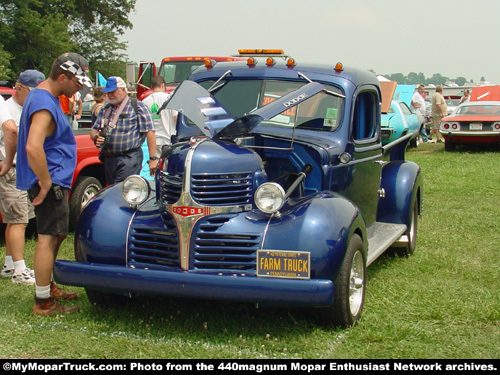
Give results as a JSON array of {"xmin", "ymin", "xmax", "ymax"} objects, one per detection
[
  {"xmin": 53, "ymin": 260, "xmax": 335, "ymax": 307},
  {"xmin": 377, "ymin": 160, "xmax": 422, "ymax": 225},
  {"xmin": 54, "ymin": 58, "xmax": 423, "ymax": 317}
]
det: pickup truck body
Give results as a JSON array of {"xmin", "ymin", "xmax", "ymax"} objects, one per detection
[{"xmin": 54, "ymin": 57, "xmax": 423, "ymax": 327}]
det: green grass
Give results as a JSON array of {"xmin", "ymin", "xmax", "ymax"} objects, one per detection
[{"xmin": 0, "ymin": 143, "xmax": 499, "ymax": 359}]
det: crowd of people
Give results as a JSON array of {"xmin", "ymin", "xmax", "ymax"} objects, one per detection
[
  {"xmin": 411, "ymin": 84, "xmax": 456, "ymax": 144},
  {"xmin": 0, "ymin": 52, "xmax": 177, "ymax": 315}
]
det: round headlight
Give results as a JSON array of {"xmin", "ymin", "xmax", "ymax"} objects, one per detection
[
  {"xmin": 122, "ymin": 175, "xmax": 150, "ymax": 206},
  {"xmin": 255, "ymin": 182, "xmax": 285, "ymax": 214}
]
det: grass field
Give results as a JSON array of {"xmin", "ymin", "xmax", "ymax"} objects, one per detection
[{"xmin": 0, "ymin": 143, "xmax": 498, "ymax": 359}]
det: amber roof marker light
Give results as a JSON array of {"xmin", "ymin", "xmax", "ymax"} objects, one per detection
[{"xmin": 204, "ymin": 59, "xmax": 217, "ymax": 69}]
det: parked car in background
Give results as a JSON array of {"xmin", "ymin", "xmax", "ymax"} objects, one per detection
[
  {"xmin": 381, "ymin": 100, "xmax": 420, "ymax": 147},
  {"xmin": 445, "ymin": 98, "xmax": 460, "ymax": 115},
  {"xmin": 0, "ymin": 83, "xmax": 15, "ymax": 100},
  {"xmin": 0, "ymin": 128, "xmax": 104, "ymax": 231},
  {"xmin": 440, "ymin": 101, "xmax": 500, "ymax": 151},
  {"xmin": 78, "ymin": 97, "xmax": 93, "ymax": 128},
  {"xmin": 136, "ymin": 55, "xmax": 246, "ymax": 100}
]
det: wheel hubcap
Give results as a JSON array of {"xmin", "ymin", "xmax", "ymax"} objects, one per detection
[
  {"xmin": 81, "ymin": 185, "xmax": 99, "ymax": 209},
  {"xmin": 349, "ymin": 250, "xmax": 365, "ymax": 316}
]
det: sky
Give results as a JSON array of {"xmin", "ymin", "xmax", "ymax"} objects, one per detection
[{"xmin": 121, "ymin": 0, "xmax": 500, "ymax": 84}]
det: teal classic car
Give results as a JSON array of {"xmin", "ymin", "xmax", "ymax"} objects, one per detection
[{"xmin": 381, "ymin": 100, "xmax": 420, "ymax": 147}]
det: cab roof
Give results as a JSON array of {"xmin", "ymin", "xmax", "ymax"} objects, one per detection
[{"xmin": 189, "ymin": 59, "xmax": 380, "ymax": 92}]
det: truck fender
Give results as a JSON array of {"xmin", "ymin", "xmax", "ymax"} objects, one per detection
[
  {"xmin": 377, "ymin": 160, "xmax": 423, "ymax": 226},
  {"xmin": 261, "ymin": 192, "xmax": 367, "ymax": 281},
  {"xmin": 74, "ymin": 182, "xmax": 138, "ymax": 264}
]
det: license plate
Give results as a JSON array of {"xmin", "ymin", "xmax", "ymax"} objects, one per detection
[
  {"xmin": 257, "ymin": 250, "xmax": 310, "ymax": 279},
  {"xmin": 470, "ymin": 123, "xmax": 482, "ymax": 130}
]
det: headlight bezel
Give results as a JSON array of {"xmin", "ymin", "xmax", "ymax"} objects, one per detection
[
  {"xmin": 254, "ymin": 182, "xmax": 286, "ymax": 214},
  {"xmin": 121, "ymin": 175, "xmax": 151, "ymax": 207}
]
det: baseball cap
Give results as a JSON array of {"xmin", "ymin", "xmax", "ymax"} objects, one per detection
[
  {"xmin": 101, "ymin": 76, "xmax": 127, "ymax": 92},
  {"xmin": 18, "ymin": 70, "xmax": 45, "ymax": 88},
  {"xmin": 55, "ymin": 52, "xmax": 93, "ymax": 88}
]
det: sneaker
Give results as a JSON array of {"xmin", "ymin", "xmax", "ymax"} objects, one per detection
[
  {"xmin": 1, "ymin": 264, "xmax": 14, "ymax": 278},
  {"xmin": 33, "ymin": 297, "xmax": 79, "ymax": 316},
  {"xmin": 11, "ymin": 268, "xmax": 36, "ymax": 285},
  {"xmin": 50, "ymin": 281, "xmax": 78, "ymax": 300}
]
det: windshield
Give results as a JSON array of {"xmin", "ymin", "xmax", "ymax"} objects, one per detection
[
  {"xmin": 199, "ymin": 79, "xmax": 344, "ymax": 131},
  {"xmin": 159, "ymin": 61, "xmax": 206, "ymax": 85},
  {"xmin": 455, "ymin": 104, "xmax": 500, "ymax": 115}
]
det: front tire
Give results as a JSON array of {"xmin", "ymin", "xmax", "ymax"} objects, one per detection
[
  {"xmin": 85, "ymin": 288, "xmax": 130, "ymax": 307},
  {"xmin": 69, "ymin": 176, "xmax": 102, "ymax": 231},
  {"xmin": 320, "ymin": 234, "xmax": 366, "ymax": 327}
]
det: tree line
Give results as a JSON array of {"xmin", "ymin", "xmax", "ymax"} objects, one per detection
[
  {"xmin": 372, "ymin": 71, "xmax": 485, "ymax": 87},
  {"xmin": 0, "ymin": 0, "xmax": 136, "ymax": 83}
]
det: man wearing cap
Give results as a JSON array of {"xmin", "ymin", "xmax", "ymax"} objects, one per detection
[
  {"xmin": 16, "ymin": 52, "xmax": 93, "ymax": 315},
  {"xmin": 0, "ymin": 70, "xmax": 45, "ymax": 286},
  {"xmin": 90, "ymin": 76, "xmax": 157, "ymax": 185}
]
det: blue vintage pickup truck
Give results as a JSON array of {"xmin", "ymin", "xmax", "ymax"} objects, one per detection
[{"xmin": 54, "ymin": 53, "xmax": 423, "ymax": 327}]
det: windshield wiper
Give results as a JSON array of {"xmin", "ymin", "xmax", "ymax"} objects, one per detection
[
  {"xmin": 208, "ymin": 70, "xmax": 232, "ymax": 93},
  {"xmin": 297, "ymin": 72, "xmax": 345, "ymax": 99}
]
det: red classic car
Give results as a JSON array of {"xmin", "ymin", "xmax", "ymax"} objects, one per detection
[
  {"xmin": 0, "ymin": 129, "xmax": 104, "ymax": 230},
  {"xmin": 0, "ymin": 85, "xmax": 15, "ymax": 100},
  {"xmin": 440, "ymin": 101, "xmax": 500, "ymax": 151}
]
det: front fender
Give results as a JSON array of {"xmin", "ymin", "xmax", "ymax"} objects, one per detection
[
  {"xmin": 74, "ymin": 182, "xmax": 143, "ymax": 265},
  {"xmin": 261, "ymin": 193, "xmax": 365, "ymax": 280},
  {"xmin": 377, "ymin": 160, "xmax": 422, "ymax": 226}
]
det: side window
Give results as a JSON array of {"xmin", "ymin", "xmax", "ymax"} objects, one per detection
[{"xmin": 352, "ymin": 91, "xmax": 378, "ymax": 141}]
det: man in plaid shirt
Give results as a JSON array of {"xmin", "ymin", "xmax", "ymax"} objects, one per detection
[{"xmin": 91, "ymin": 76, "xmax": 157, "ymax": 184}]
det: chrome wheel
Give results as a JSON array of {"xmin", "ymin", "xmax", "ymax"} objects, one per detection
[{"xmin": 349, "ymin": 250, "xmax": 365, "ymax": 316}]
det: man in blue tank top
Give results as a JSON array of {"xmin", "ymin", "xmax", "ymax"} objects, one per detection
[{"xmin": 16, "ymin": 52, "xmax": 93, "ymax": 315}]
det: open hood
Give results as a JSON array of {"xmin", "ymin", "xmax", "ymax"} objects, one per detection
[{"xmin": 163, "ymin": 80, "xmax": 325, "ymax": 139}]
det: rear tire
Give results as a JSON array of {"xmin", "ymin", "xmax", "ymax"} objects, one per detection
[
  {"xmin": 396, "ymin": 199, "xmax": 418, "ymax": 257},
  {"xmin": 320, "ymin": 234, "xmax": 366, "ymax": 327},
  {"xmin": 444, "ymin": 140, "xmax": 456, "ymax": 151}
]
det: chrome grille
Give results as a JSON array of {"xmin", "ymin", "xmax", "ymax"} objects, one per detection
[
  {"xmin": 128, "ymin": 213, "xmax": 180, "ymax": 268},
  {"xmin": 193, "ymin": 215, "xmax": 260, "ymax": 271},
  {"xmin": 159, "ymin": 171, "xmax": 183, "ymax": 204},
  {"xmin": 191, "ymin": 172, "xmax": 253, "ymax": 205}
]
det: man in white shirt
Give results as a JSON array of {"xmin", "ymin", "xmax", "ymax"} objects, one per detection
[
  {"xmin": 411, "ymin": 84, "xmax": 428, "ymax": 143},
  {"xmin": 142, "ymin": 76, "xmax": 178, "ymax": 157},
  {"xmin": 0, "ymin": 69, "xmax": 45, "ymax": 285}
]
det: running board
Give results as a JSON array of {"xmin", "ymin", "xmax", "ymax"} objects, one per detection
[{"xmin": 366, "ymin": 222, "xmax": 407, "ymax": 266}]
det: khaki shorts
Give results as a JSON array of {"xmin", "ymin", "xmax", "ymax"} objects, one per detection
[
  {"xmin": 431, "ymin": 116, "xmax": 443, "ymax": 130},
  {"xmin": 0, "ymin": 167, "xmax": 35, "ymax": 224}
]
